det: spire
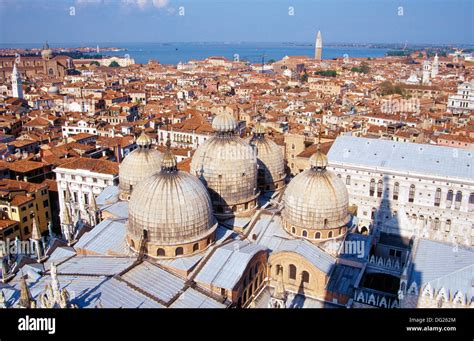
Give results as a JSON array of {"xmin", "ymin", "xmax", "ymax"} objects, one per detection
[
  {"xmin": 310, "ymin": 125, "xmax": 328, "ymax": 171},
  {"xmin": 61, "ymin": 205, "xmax": 72, "ymax": 226},
  {"xmin": 0, "ymin": 289, "xmax": 6, "ymax": 308},
  {"xmin": 11, "ymin": 63, "xmax": 23, "ymax": 99},
  {"xmin": 64, "ymin": 183, "xmax": 72, "ymax": 204},
  {"xmin": 161, "ymin": 138, "xmax": 177, "ymax": 173},
  {"xmin": 269, "ymin": 265, "xmax": 287, "ymax": 308},
  {"xmin": 315, "ymin": 30, "xmax": 323, "ymax": 60},
  {"xmin": 31, "ymin": 214, "xmax": 41, "ymax": 241},
  {"xmin": 18, "ymin": 274, "xmax": 35, "ymax": 308}
]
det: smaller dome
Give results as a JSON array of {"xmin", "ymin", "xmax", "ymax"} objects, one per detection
[
  {"xmin": 309, "ymin": 147, "xmax": 328, "ymax": 169},
  {"xmin": 253, "ymin": 122, "xmax": 265, "ymax": 135},
  {"xmin": 48, "ymin": 86, "xmax": 58, "ymax": 94},
  {"xmin": 41, "ymin": 42, "xmax": 53, "ymax": 60},
  {"xmin": 136, "ymin": 132, "xmax": 152, "ymax": 147},
  {"xmin": 212, "ymin": 113, "xmax": 237, "ymax": 133},
  {"xmin": 161, "ymin": 139, "xmax": 177, "ymax": 172}
]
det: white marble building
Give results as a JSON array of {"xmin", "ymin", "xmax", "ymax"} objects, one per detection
[
  {"xmin": 54, "ymin": 158, "xmax": 119, "ymax": 228},
  {"xmin": 447, "ymin": 79, "xmax": 474, "ymax": 114},
  {"xmin": 328, "ymin": 136, "xmax": 474, "ymax": 247}
]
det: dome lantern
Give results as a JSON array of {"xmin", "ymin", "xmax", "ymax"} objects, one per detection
[
  {"xmin": 212, "ymin": 112, "xmax": 237, "ymax": 136},
  {"xmin": 119, "ymin": 132, "xmax": 162, "ymax": 200}
]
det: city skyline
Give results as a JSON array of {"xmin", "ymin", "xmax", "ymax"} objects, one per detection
[{"xmin": 0, "ymin": 0, "xmax": 473, "ymax": 45}]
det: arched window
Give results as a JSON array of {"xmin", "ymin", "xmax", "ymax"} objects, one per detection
[
  {"xmin": 301, "ymin": 271, "xmax": 310, "ymax": 284},
  {"xmin": 289, "ymin": 264, "xmax": 297, "ymax": 280},
  {"xmin": 369, "ymin": 179, "xmax": 375, "ymax": 196},
  {"xmin": 315, "ymin": 232, "xmax": 321, "ymax": 239},
  {"xmin": 337, "ymin": 174, "xmax": 341, "ymax": 178},
  {"xmin": 469, "ymin": 193, "xmax": 474, "ymax": 212},
  {"xmin": 434, "ymin": 188, "xmax": 441, "ymax": 207},
  {"xmin": 157, "ymin": 248, "xmax": 166, "ymax": 256},
  {"xmin": 377, "ymin": 180, "xmax": 383, "ymax": 198},
  {"xmin": 445, "ymin": 219, "xmax": 451, "ymax": 232},
  {"xmin": 207, "ymin": 236, "xmax": 211, "ymax": 245},
  {"xmin": 446, "ymin": 190, "xmax": 453, "ymax": 208},
  {"xmin": 192, "ymin": 243, "xmax": 199, "ymax": 252},
  {"xmin": 175, "ymin": 247, "xmax": 183, "ymax": 256},
  {"xmin": 393, "ymin": 182, "xmax": 399, "ymax": 200},
  {"xmin": 433, "ymin": 218, "xmax": 440, "ymax": 230},
  {"xmin": 302, "ymin": 230, "xmax": 308, "ymax": 238},
  {"xmin": 24, "ymin": 226, "xmax": 29, "ymax": 235},
  {"xmin": 346, "ymin": 175, "xmax": 351, "ymax": 185},
  {"xmin": 454, "ymin": 191, "xmax": 462, "ymax": 210},
  {"xmin": 291, "ymin": 226, "xmax": 296, "ymax": 234},
  {"xmin": 328, "ymin": 231, "xmax": 333, "ymax": 238},
  {"xmin": 130, "ymin": 239, "xmax": 135, "ymax": 249},
  {"xmin": 408, "ymin": 185, "xmax": 415, "ymax": 203}
]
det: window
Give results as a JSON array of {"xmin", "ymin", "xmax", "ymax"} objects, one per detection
[
  {"xmin": 434, "ymin": 188, "xmax": 441, "ymax": 207},
  {"xmin": 469, "ymin": 193, "xmax": 474, "ymax": 212},
  {"xmin": 22, "ymin": 217, "xmax": 27, "ymax": 223},
  {"xmin": 346, "ymin": 175, "xmax": 351, "ymax": 186},
  {"xmin": 73, "ymin": 192, "xmax": 78, "ymax": 203},
  {"xmin": 377, "ymin": 180, "xmax": 383, "ymax": 198},
  {"xmin": 289, "ymin": 264, "xmax": 297, "ymax": 280},
  {"xmin": 408, "ymin": 185, "xmax": 415, "ymax": 203},
  {"xmin": 433, "ymin": 218, "xmax": 440, "ymax": 230},
  {"xmin": 315, "ymin": 232, "xmax": 321, "ymax": 239},
  {"xmin": 369, "ymin": 179, "xmax": 375, "ymax": 196},
  {"xmin": 301, "ymin": 271, "xmax": 310, "ymax": 284},
  {"xmin": 392, "ymin": 182, "xmax": 399, "ymax": 200},
  {"xmin": 302, "ymin": 230, "xmax": 308, "ymax": 238},
  {"xmin": 157, "ymin": 248, "xmax": 165, "ymax": 256},
  {"xmin": 446, "ymin": 190, "xmax": 453, "ymax": 208},
  {"xmin": 445, "ymin": 219, "xmax": 451, "ymax": 232},
  {"xmin": 193, "ymin": 243, "xmax": 199, "ymax": 252},
  {"xmin": 291, "ymin": 226, "xmax": 296, "ymax": 234},
  {"xmin": 328, "ymin": 231, "xmax": 333, "ymax": 238},
  {"xmin": 175, "ymin": 247, "xmax": 183, "ymax": 256},
  {"xmin": 24, "ymin": 226, "xmax": 29, "ymax": 235},
  {"xmin": 45, "ymin": 212, "xmax": 49, "ymax": 219},
  {"xmin": 454, "ymin": 191, "xmax": 462, "ymax": 210}
]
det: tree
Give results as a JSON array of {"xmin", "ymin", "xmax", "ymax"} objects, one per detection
[
  {"xmin": 300, "ymin": 72, "xmax": 308, "ymax": 83},
  {"xmin": 90, "ymin": 61, "xmax": 100, "ymax": 66},
  {"xmin": 109, "ymin": 61, "xmax": 120, "ymax": 67}
]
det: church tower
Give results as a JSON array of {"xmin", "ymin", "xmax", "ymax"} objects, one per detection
[
  {"xmin": 11, "ymin": 64, "xmax": 23, "ymax": 99},
  {"xmin": 422, "ymin": 60, "xmax": 431, "ymax": 85},
  {"xmin": 315, "ymin": 30, "xmax": 323, "ymax": 60},
  {"xmin": 431, "ymin": 53, "xmax": 439, "ymax": 78}
]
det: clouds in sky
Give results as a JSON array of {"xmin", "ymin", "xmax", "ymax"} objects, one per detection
[{"xmin": 76, "ymin": 0, "xmax": 170, "ymax": 10}]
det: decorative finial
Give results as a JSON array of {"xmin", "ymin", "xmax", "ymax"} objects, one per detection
[{"xmin": 161, "ymin": 137, "xmax": 177, "ymax": 172}]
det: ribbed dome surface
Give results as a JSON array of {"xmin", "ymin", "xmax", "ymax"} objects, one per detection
[
  {"xmin": 190, "ymin": 136, "xmax": 258, "ymax": 206},
  {"xmin": 119, "ymin": 147, "xmax": 163, "ymax": 197},
  {"xmin": 212, "ymin": 112, "xmax": 237, "ymax": 133},
  {"xmin": 128, "ymin": 171, "xmax": 217, "ymax": 245},
  {"xmin": 247, "ymin": 136, "xmax": 285, "ymax": 188},
  {"xmin": 283, "ymin": 167, "xmax": 350, "ymax": 230}
]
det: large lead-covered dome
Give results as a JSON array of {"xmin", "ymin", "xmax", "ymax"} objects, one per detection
[
  {"xmin": 190, "ymin": 113, "xmax": 258, "ymax": 218},
  {"xmin": 119, "ymin": 132, "xmax": 163, "ymax": 200},
  {"xmin": 247, "ymin": 123, "xmax": 286, "ymax": 192},
  {"xmin": 128, "ymin": 143, "xmax": 217, "ymax": 258},
  {"xmin": 282, "ymin": 148, "xmax": 350, "ymax": 241}
]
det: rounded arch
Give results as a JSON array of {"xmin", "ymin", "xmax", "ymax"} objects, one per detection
[
  {"xmin": 157, "ymin": 248, "xmax": 166, "ymax": 256},
  {"xmin": 175, "ymin": 247, "xmax": 183, "ymax": 256}
]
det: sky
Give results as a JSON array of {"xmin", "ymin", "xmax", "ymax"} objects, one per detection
[{"xmin": 0, "ymin": 0, "xmax": 472, "ymax": 45}]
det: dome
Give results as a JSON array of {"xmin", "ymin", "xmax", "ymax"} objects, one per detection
[
  {"xmin": 119, "ymin": 132, "xmax": 162, "ymax": 200},
  {"xmin": 212, "ymin": 112, "xmax": 237, "ymax": 133},
  {"xmin": 247, "ymin": 123, "xmax": 286, "ymax": 192},
  {"xmin": 282, "ymin": 148, "xmax": 350, "ymax": 240},
  {"xmin": 190, "ymin": 113, "xmax": 258, "ymax": 218},
  {"xmin": 128, "ymin": 146, "xmax": 217, "ymax": 257},
  {"xmin": 48, "ymin": 86, "xmax": 58, "ymax": 94},
  {"xmin": 41, "ymin": 42, "xmax": 53, "ymax": 60}
]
